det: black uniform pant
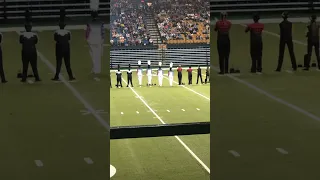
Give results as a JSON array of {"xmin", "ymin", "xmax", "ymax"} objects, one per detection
[
  {"xmin": 55, "ymin": 48, "xmax": 74, "ymax": 79},
  {"xmin": 277, "ymin": 39, "xmax": 297, "ymax": 70},
  {"xmin": 188, "ymin": 74, "xmax": 192, "ymax": 85},
  {"xmin": 0, "ymin": 47, "xmax": 6, "ymax": 82},
  {"xmin": 306, "ymin": 40, "xmax": 320, "ymax": 68},
  {"xmin": 250, "ymin": 42, "xmax": 263, "ymax": 72},
  {"xmin": 197, "ymin": 73, "xmax": 203, "ymax": 84},
  {"xmin": 116, "ymin": 77, "xmax": 122, "ymax": 87},
  {"xmin": 127, "ymin": 75, "xmax": 133, "ymax": 87},
  {"xmin": 178, "ymin": 72, "xmax": 182, "ymax": 85},
  {"xmin": 217, "ymin": 38, "xmax": 230, "ymax": 73},
  {"xmin": 205, "ymin": 73, "xmax": 209, "ymax": 83},
  {"xmin": 21, "ymin": 51, "xmax": 40, "ymax": 81}
]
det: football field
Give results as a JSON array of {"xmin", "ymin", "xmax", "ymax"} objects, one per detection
[
  {"xmin": 211, "ymin": 19, "xmax": 320, "ymax": 179},
  {"xmin": 110, "ymin": 70, "xmax": 210, "ymax": 179},
  {"xmin": 0, "ymin": 29, "xmax": 109, "ymax": 180}
]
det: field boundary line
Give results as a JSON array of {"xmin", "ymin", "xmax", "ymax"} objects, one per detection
[
  {"xmin": 212, "ymin": 18, "xmax": 320, "ymax": 122},
  {"xmin": 121, "ymin": 78, "xmax": 210, "ymax": 174},
  {"xmin": 14, "ymin": 31, "xmax": 110, "ymax": 131}
]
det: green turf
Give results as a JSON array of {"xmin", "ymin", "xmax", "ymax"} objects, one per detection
[
  {"xmin": 110, "ymin": 71, "xmax": 210, "ymax": 179},
  {"xmin": 0, "ymin": 30, "xmax": 109, "ymax": 179},
  {"xmin": 211, "ymin": 23, "xmax": 320, "ymax": 179}
]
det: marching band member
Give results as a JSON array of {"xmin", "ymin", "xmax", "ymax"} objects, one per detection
[
  {"xmin": 168, "ymin": 62, "xmax": 174, "ymax": 86},
  {"xmin": 157, "ymin": 62, "xmax": 163, "ymax": 86},
  {"xmin": 0, "ymin": 32, "xmax": 7, "ymax": 83},
  {"xmin": 146, "ymin": 60, "xmax": 152, "ymax": 86},
  {"xmin": 137, "ymin": 60, "xmax": 143, "ymax": 87},
  {"xmin": 127, "ymin": 64, "xmax": 133, "ymax": 87}
]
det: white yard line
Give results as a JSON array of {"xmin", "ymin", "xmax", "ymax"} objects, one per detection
[
  {"xmin": 212, "ymin": 18, "xmax": 320, "ymax": 122},
  {"xmin": 121, "ymin": 78, "xmax": 210, "ymax": 174},
  {"xmin": 162, "ymin": 74, "xmax": 210, "ymax": 101},
  {"xmin": 15, "ymin": 31, "xmax": 110, "ymax": 132}
]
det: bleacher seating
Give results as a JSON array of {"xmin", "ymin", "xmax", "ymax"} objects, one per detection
[
  {"xmin": 0, "ymin": 0, "xmax": 110, "ymax": 23},
  {"xmin": 210, "ymin": 0, "xmax": 318, "ymax": 15}
]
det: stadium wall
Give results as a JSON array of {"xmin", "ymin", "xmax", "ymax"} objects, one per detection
[{"xmin": 110, "ymin": 47, "xmax": 210, "ymax": 69}]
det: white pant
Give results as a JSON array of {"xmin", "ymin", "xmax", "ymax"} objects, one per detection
[
  {"xmin": 147, "ymin": 75, "xmax": 152, "ymax": 84},
  {"xmin": 169, "ymin": 76, "xmax": 173, "ymax": 86},
  {"xmin": 158, "ymin": 75, "xmax": 163, "ymax": 86},
  {"xmin": 138, "ymin": 74, "xmax": 142, "ymax": 85},
  {"xmin": 89, "ymin": 43, "xmax": 103, "ymax": 74}
]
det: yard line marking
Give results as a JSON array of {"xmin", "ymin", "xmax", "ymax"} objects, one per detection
[
  {"xmin": 136, "ymin": 111, "xmax": 139, "ymax": 114},
  {"xmin": 212, "ymin": 18, "xmax": 320, "ymax": 123},
  {"xmin": 196, "ymin": 108, "xmax": 200, "ymax": 111},
  {"xmin": 34, "ymin": 160, "xmax": 44, "ymax": 167},
  {"xmin": 181, "ymin": 109, "xmax": 185, "ymax": 111},
  {"xmin": 121, "ymin": 78, "xmax": 210, "ymax": 174},
  {"xmin": 163, "ymin": 74, "xmax": 210, "ymax": 101},
  {"xmin": 276, "ymin": 148, "xmax": 289, "ymax": 155},
  {"xmin": 167, "ymin": 109, "xmax": 170, "ymax": 112},
  {"xmin": 84, "ymin": 157, "xmax": 94, "ymax": 164},
  {"xmin": 94, "ymin": 77, "xmax": 100, "ymax": 81},
  {"xmin": 18, "ymin": 31, "xmax": 110, "ymax": 131},
  {"xmin": 228, "ymin": 150, "xmax": 240, "ymax": 157}
]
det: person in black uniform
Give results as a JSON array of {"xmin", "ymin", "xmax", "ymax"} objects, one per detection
[
  {"xmin": 196, "ymin": 65, "xmax": 203, "ymax": 84},
  {"xmin": 110, "ymin": 74, "xmax": 112, "ymax": 88},
  {"xmin": 52, "ymin": 8, "xmax": 75, "ymax": 81},
  {"xmin": 20, "ymin": 22, "xmax": 41, "ymax": 82},
  {"xmin": 187, "ymin": 66, "xmax": 192, "ymax": 85},
  {"xmin": 276, "ymin": 12, "xmax": 297, "ymax": 72},
  {"xmin": 215, "ymin": 12, "xmax": 231, "ymax": 74},
  {"xmin": 127, "ymin": 64, "xmax": 133, "ymax": 87},
  {"xmin": 205, "ymin": 66, "xmax": 210, "ymax": 84},
  {"xmin": 0, "ymin": 32, "xmax": 7, "ymax": 83},
  {"xmin": 245, "ymin": 13, "xmax": 264, "ymax": 73},
  {"xmin": 304, "ymin": 14, "xmax": 320, "ymax": 71},
  {"xmin": 116, "ymin": 65, "xmax": 122, "ymax": 88},
  {"xmin": 177, "ymin": 65, "xmax": 183, "ymax": 85}
]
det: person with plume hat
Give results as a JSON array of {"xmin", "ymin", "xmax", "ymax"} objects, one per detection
[
  {"xmin": 137, "ymin": 60, "xmax": 143, "ymax": 87},
  {"xmin": 304, "ymin": 14, "xmax": 320, "ymax": 70},
  {"xmin": 168, "ymin": 62, "xmax": 174, "ymax": 87},
  {"xmin": 157, "ymin": 62, "xmax": 163, "ymax": 87},
  {"xmin": 276, "ymin": 11, "xmax": 297, "ymax": 72},
  {"xmin": 0, "ymin": 32, "xmax": 7, "ymax": 83},
  {"xmin": 126, "ymin": 64, "xmax": 133, "ymax": 87},
  {"xmin": 19, "ymin": 9, "xmax": 41, "ymax": 83},
  {"xmin": 115, "ymin": 64, "xmax": 122, "ymax": 88},
  {"xmin": 86, "ymin": 0, "xmax": 105, "ymax": 75},
  {"xmin": 52, "ymin": 8, "xmax": 76, "ymax": 81},
  {"xmin": 146, "ymin": 60, "xmax": 152, "ymax": 86}
]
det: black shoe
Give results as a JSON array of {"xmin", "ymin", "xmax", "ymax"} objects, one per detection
[
  {"xmin": 218, "ymin": 72, "xmax": 224, "ymax": 75},
  {"xmin": 21, "ymin": 79, "xmax": 26, "ymax": 83},
  {"xmin": 275, "ymin": 69, "xmax": 281, "ymax": 72},
  {"xmin": 126, "ymin": 85, "xmax": 129, "ymax": 87},
  {"xmin": 1, "ymin": 80, "xmax": 8, "ymax": 83},
  {"xmin": 69, "ymin": 77, "xmax": 76, "ymax": 81},
  {"xmin": 35, "ymin": 79, "xmax": 41, "ymax": 82}
]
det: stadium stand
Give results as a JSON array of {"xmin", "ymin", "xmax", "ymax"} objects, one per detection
[
  {"xmin": 210, "ymin": 0, "xmax": 319, "ymax": 17},
  {"xmin": 0, "ymin": 0, "xmax": 109, "ymax": 23}
]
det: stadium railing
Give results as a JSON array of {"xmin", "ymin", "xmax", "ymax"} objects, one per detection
[
  {"xmin": 210, "ymin": 0, "xmax": 318, "ymax": 18},
  {"xmin": 111, "ymin": 122, "xmax": 210, "ymax": 139},
  {"xmin": 1, "ymin": 0, "xmax": 110, "ymax": 23}
]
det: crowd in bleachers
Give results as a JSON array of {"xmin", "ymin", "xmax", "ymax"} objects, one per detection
[
  {"xmin": 110, "ymin": 0, "xmax": 152, "ymax": 47},
  {"xmin": 153, "ymin": 0, "xmax": 210, "ymax": 44}
]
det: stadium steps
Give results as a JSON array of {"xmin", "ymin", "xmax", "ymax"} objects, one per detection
[{"xmin": 145, "ymin": 13, "xmax": 162, "ymax": 45}]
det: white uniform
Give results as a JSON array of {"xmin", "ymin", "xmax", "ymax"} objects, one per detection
[
  {"xmin": 137, "ymin": 68, "xmax": 143, "ymax": 86},
  {"xmin": 168, "ymin": 70, "xmax": 173, "ymax": 86},
  {"xmin": 86, "ymin": 21, "xmax": 104, "ymax": 74},
  {"xmin": 157, "ymin": 69, "xmax": 163, "ymax": 86},
  {"xmin": 147, "ymin": 68, "xmax": 152, "ymax": 85}
]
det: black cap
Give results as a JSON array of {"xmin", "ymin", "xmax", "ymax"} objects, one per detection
[
  {"xmin": 282, "ymin": 11, "xmax": 288, "ymax": 19},
  {"xmin": 117, "ymin": 64, "xmax": 120, "ymax": 69},
  {"xmin": 253, "ymin": 13, "xmax": 260, "ymax": 22}
]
